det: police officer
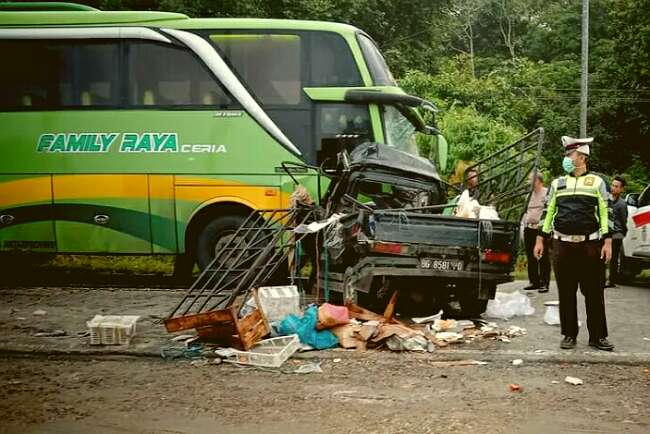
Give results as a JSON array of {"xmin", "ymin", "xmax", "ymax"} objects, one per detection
[{"xmin": 534, "ymin": 136, "xmax": 614, "ymax": 351}]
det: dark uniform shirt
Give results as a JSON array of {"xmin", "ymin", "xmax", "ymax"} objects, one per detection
[
  {"xmin": 608, "ymin": 196, "xmax": 628, "ymax": 238},
  {"xmin": 540, "ymin": 172, "xmax": 610, "ymax": 238}
]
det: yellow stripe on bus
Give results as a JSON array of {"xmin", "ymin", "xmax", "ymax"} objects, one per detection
[
  {"xmin": 1, "ymin": 174, "xmax": 292, "ymax": 210},
  {"xmin": 0, "ymin": 176, "xmax": 52, "ymax": 207}
]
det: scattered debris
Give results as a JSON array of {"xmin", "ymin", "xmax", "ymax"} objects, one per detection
[
  {"xmin": 87, "ymin": 315, "xmax": 139, "ymax": 345},
  {"xmin": 215, "ymin": 348, "xmax": 237, "ymax": 358},
  {"xmin": 32, "ymin": 310, "xmax": 47, "ymax": 316},
  {"xmin": 508, "ymin": 383, "xmax": 522, "ymax": 392},
  {"xmin": 485, "ymin": 290, "xmax": 535, "ymax": 320},
  {"xmin": 33, "ymin": 330, "xmax": 67, "ymax": 337},
  {"xmin": 543, "ymin": 301, "xmax": 561, "ymax": 325},
  {"xmin": 167, "ymin": 303, "xmax": 269, "ymax": 351},
  {"xmin": 551, "ymin": 380, "xmax": 560, "ymax": 384},
  {"xmin": 432, "ymin": 319, "xmax": 457, "ymax": 332},
  {"xmin": 429, "ymin": 360, "xmax": 487, "ymax": 367},
  {"xmin": 505, "ymin": 326, "xmax": 527, "ymax": 337},
  {"xmin": 190, "ymin": 359, "xmax": 210, "ymax": 367},
  {"xmin": 534, "ymin": 349, "xmax": 545, "ymax": 354},
  {"xmin": 317, "ymin": 303, "xmax": 350, "ymax": 330},
  {"xmin": 412, "ymin": 310, "xmax": 443, "ymax": 324},
  {"xmin": 293, "ymin": 361, "xmax": 323, "ymax": 374},
  {"xmin": 565, "ymin": 376, "xmax": 584, "ymax": 386},
  {"xmin": 221, "ymin": 335, "xmax": 300, "ymax": 368},
  {"xmin": 386, "ymin": 334, "xmax": 429, "ymax": 352},
  {"xmin": 331, "ymin": 322, "xmax": 367, "ymax": 351},
  {"xmin": 256, "ymin": 285, "xmax": 301, "ymax": 323},
  {"xmin": 434, "ymin": 332, "xmax": 464, "ymax": 344},
  {"xmin": 171, "ymin": 334, "xmax": 195, "ymax": 342},
  {"xmin": 333, "ymin": 358, "xmax": 342, "ymax": 363},
  {"xmin": 643, "ymin": 338, "xmax": 650, "ymax": 342},
  {"xmin": 160, "ymin": 345, "xmax": 203, "ymax": 360},
  {"xmin": 512, "ymin": 359, "xmax": 524, "ymax": 366},
  {"xmin": 279, "ymin": 306, "xmax": 338, "ymax": 350}
]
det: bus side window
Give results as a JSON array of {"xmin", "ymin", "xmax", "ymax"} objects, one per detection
[
  {"xmin": 126, "ymin": 41, "xmax": 233, "ymax": 108},
  {"xmin": 310, "ymin": 33, "xmax": 363, "ymax": 87},
  {"xmin": 210, "ymin": 34, "xmax": 303, "ymax": 106},
  {"xmin": 0, "ymin": 40, "xmax": 119, "ymax": 110},
  {"xmin": 77, "ymin": 43, "xmax": 119, "ymax": 106}
]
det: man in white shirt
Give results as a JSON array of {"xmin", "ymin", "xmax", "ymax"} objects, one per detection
[{"xmin": 523, "ymin": 172, "xmax": 550, "ymax": 292}]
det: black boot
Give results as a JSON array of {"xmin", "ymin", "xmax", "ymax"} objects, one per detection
[
  {"xmin": 560, "ymin": 336, "xmax": 576, "ymax": 349},
  {"xmin": 589, "ymin": 337, "xmax": 614, "ymax": 351}
]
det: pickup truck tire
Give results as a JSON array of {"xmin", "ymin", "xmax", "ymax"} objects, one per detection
[{"xmin": 458, "ymin": 297, "xmax": 489, "ymax": 318}]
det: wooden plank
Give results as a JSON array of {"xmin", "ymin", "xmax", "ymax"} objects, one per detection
[
  {"xmin": 164, "ymin": 306, "xmax": 237, "ymax": 332},
  {"xmin": 383, "ymin": 290, "xmax": 398, "ymax": 321},
  {"xmin": 235, "ymin": 308, "xmax": 269, "ymax": 350},
  {"xmin": 195, "ymin": 324, "xmax": 238, "ymax": 347}
]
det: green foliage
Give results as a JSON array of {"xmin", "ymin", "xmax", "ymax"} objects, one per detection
[
  {"xmin": 620, "ymin": 157, "xmax": 650, "ymax": 194},
  {"xmin": 93, "ymin": 0, "xmax": 649, "ymax": 179}
]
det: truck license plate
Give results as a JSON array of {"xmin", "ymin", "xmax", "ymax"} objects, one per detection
[{"xmin": 420, "ymin": 258, "xmax": 464, "ymax": 271}]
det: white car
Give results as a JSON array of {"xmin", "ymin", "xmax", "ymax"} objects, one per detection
[{"xmin": 621, "ymin": 184, "xmax": 650, "ymax": 281}]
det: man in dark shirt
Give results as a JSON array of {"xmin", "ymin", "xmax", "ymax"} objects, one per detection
[{"xmin": 606, "ymin": 176, "xmax": 628, "ymax": 288}]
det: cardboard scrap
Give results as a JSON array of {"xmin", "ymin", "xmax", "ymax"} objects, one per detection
[
  {"xmin": 434, "ymin": 332, "xmax": 464, "ymax": 344},
  {"xmin": 432, "ymin": 319, "xmax": 457, "ymax": 332},
  {"xmin": 565, "ymin": 376, "xmax": 584, "ymax": 386}
]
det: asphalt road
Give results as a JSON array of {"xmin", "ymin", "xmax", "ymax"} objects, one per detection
[{"xmin": 0, "ymin": 280, "xmax": 648, "ymax": 364}]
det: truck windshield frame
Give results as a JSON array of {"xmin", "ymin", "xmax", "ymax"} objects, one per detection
[{"xmin": 382, "ymin": 105, "xmax": 422, "ymax": 158}]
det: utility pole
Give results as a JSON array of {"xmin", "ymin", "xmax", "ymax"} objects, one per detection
[{"xmin": 580, "ymin": 0, "xmax": 589, "ymax": 137}]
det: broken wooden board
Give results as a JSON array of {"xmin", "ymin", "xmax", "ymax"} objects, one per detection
[{"xmin": 166, "ymin": 305, "xmax": 269, "ymax": 351}]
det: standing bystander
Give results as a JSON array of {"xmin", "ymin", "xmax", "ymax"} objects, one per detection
[
  {"xmin": 605, "ymin": 176, "xmax": 628, "ymax": 287},
  {"xmin": 523, "ymin": 172, "xmax": 550, "ymax": 292}
]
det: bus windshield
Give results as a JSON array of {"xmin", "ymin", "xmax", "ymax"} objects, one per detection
[{"xmin": 383, "ymin": 105, "xmax": 420, "ymax": 157}]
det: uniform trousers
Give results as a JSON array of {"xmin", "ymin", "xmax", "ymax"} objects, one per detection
[{"xmin": 552, "ymin": 239, "xmax": 608, "ymax": 340}]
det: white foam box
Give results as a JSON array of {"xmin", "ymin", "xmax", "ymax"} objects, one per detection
[
  {"xmin": 87, "ymin": 315, "xmax": 139, "ymax": 345},
  {"xmin": 256, "ymin": 285, "xmax": 301, "ymax": 323}
]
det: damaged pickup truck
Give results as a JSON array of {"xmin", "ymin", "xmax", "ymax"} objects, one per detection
[
  {"xmin": 166, "ymin": 92, "xmax": 543, "ymax": 323},
  {"xmin": 317, "ymin": 125, "xmax": 543, "ymax": 317}
]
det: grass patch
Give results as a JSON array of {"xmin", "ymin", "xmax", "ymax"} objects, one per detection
[{"xmin": 45, "ymin": 255, "xmax": 175, "ymax": 275}]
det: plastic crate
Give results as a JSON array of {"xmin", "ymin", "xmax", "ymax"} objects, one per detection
[
  {"xmin": 223, "ymin": 334, "xmax": 299, "ymax": 368},
  {"xmin": 256, "ymin": 285, "xmax": 301, "ymax": 323},
  {"xmin": 87, "ymin": 315, "xmax": 139, "ymax": 345}
]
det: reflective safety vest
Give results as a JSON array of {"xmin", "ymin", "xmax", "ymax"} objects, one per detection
[{"xmin": 540, "ymin": 172, "xmax": 609, "ymax": 238}]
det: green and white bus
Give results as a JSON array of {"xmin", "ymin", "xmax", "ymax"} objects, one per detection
[{"xmin": 0, "ymin": 4, "xmax": 446, "ymax": 272}]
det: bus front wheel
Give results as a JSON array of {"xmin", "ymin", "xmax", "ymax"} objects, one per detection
[{"xmin": 195, "ymin": 214, "xmax": 248, "ymax": 271}]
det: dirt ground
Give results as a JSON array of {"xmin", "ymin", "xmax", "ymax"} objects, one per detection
[
  {"xmin": 1, "ymin": 281, "xmax": 649, "ymax": 434},
  {"xmin": 0, "ymin": 354, "xmax": 648, "ymax": 434}
]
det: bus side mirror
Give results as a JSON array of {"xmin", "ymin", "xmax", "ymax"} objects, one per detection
[
  {"xmin": 433, "ymin": 134, "xmax": 448, "ymax": 173},
  {"xmin": 626, "ymin": 193, "xmax": 639, "ymax": 208}
]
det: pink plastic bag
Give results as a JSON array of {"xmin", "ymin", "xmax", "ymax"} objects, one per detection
[{"xmin": 317, "ymin": 303, "xmax": 350, "ymax": 330}]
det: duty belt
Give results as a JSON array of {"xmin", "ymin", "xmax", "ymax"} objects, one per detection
[{"xmin": 552, "ymin": 231, "xmax": 600, "ymax": 243}]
